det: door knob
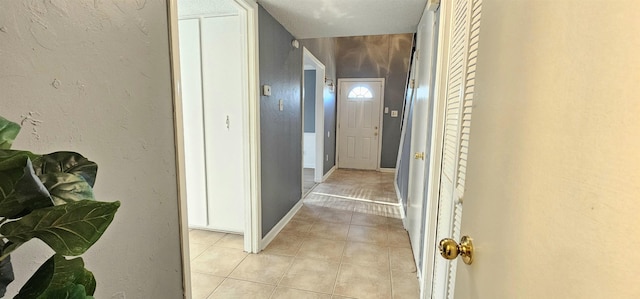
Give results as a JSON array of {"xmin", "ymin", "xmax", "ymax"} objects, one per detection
[
  {"xmin": 414, "ymin": 152, "xmax": 425, "ymax": 160},
  {"xmin": 438, "ymin": 235, "xmax": 474, "ymax": 265},
  {"xmin": 374, "ymin": 132, "xmax": 378, "ymax": 136}
]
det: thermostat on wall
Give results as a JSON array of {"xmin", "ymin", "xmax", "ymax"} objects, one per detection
[{"xmin": 263, "ymin": 85, "xmax": 271, "ymax": 96}]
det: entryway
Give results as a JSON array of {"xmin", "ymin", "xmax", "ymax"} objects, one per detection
[
  {"xmin": 302, "ymin": 48, "xmax": 325, "ymax": 195},
  {"xmin": 337, "ymin": 79, "xmax": 384, "ymax": 170}
]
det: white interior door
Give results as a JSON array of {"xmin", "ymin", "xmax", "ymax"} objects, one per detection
[
  {"xmin": 201, "ymin": 15, "xmax": 245, "ymax": 233},
  {"xmin": 429, "ymin": 0, "xmax": 481, "ymax": 298},
  {"xmin": 453, "ymin": 1, "xmax": 640, "ymax": 298},
  {"xmin": 178, "ymin": 14, "xmax": 246, "ymax": 234},
  {"xmin": 406, "ymin": 9, "xmax": 439, "ymax": 271},
  {"xmin": 337, "ymin": 80, "xmax": 383, "ymax": 170},
  {"xmin": 178, "ymin": 19, "xmax": 208, "ymax": 228}
]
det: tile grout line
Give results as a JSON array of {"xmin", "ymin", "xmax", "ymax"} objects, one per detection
[{"xmin": 331, "ymin": 223, "xmax": 351, "ymax": 297}]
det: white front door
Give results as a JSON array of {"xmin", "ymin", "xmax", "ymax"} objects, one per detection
[
  {"xmin": 337, "ymin": 80, "xmax": 383, "ymax": 170},
  {"xmin": 451, "ymin": 1, "xmax": 640, "ymax": 298},
  {"xmin": 406, "ymin": 9, "xmax": 439, "ymax": 270}
]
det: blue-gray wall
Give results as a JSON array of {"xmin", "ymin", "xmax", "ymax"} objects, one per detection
[
  {"xmin": 304, "ymin": 70, "xmax": 316, "ymax": 132},
  {"xmin": 336, "ymin": 34, "xmax": 413, "ymax": 168},
  {"xmin": 300, "ymin": 38, "xmax": 338, "ymax": 175},
  {"xmin": 258, "ymin": 5, "xmax": 303, "ymax": 237}
]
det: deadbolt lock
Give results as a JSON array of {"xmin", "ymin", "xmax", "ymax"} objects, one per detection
[
  {"xmin": 414, "ymin": 152, "xmax": 425, "ymax": 160},
  {"xmin": 439, "ymin": 235, "xmax": 474, "ymax": 265}
]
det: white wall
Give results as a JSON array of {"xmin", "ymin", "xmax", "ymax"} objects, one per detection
[
  {"xmin": 0, "ymin": 1, "xmax": 183, "ymax": 298},
  {"xmin": 455, "ymin": 1, "xmax": 640, "ymax": 298}
]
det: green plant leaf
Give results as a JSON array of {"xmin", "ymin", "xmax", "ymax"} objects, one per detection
[
  {"xmin": 0, "ymin": 200, "xmax": 120, "ymax": 256},
  {"xmin": 0, "ymin": 152, "xmax": 52, "ymax": 218},
  {"xmin": 0, "ymin": 116, "xmax": 20, "ymax": 150},
  {"xmin": 33, "ymin": 152, "xmax": 98, "ymax": 187},
  {"xmin": 15, "ymin": 254, "xmax": 96, "ymax": 299},
  {"xmin": 39, "ymin": 173, "xmax": 95, "ymax": 205}
]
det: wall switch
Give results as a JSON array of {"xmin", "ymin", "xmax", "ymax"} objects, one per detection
[
  {"xmin": 279, "ymin": 99, "xmax": 284, "ymax": 111},
  {"xmin": 327, "ymin": 131, "xmax": 330, "ymax": 137},
  {"xmin": 384, "ymin": 107, "xmax": 389, "ymax": 114},
  {"xmin": 262, "ymin": 85, "xmax": 271, "ymax": 96},
  {"xmin": 391, "ymin": 110, "xmax": 399, "ymax": 117},
  {"xmin": 326, "ymin": 154, "xmax": 329, "ymax": 161}
]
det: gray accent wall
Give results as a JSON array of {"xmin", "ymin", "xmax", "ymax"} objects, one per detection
[
  {"xmin": 0, "ymin": 1, "xmax": 182, "ymax": 297},
  {"xmin": 304, "ymin": 70, "xmax": 316, "ymax": 132},
  {"xmin": 336, "ymin": 34, "xmax": 413, "ymax": 168},
  {"xmin": 300, "ymin": 38, "xmax": 338, "ymax": 175},
  {"xmin": 258, "ymin": 5, "xmax": 303, "ymax": 237}
]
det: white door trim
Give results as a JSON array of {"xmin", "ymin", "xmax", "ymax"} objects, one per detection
[
  {"xmin": 302, "ymin": 47, "xmax": 326, "ymax": 183},
  {"xmin": 336, "ymin": 78, "xmax": 385, "ymax": 171},
  {"xmin": 167, "ymin": 0, "xmax": 261, "ymax": 297},
  {"xmin": 419, "ymin": 0, "xmax": 454, "ymax": 297}
]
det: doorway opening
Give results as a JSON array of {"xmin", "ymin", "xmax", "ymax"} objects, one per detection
[
  {"xmin": 302, "ymin": 48, "xmax": 326, "ymax": 195},
  {"xmin": 168, "ymin": 0, "xmax": 261, "ymax": 297}
]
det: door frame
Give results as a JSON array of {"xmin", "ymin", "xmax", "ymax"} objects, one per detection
[
  {"xmin": 166, "ymin": 0, "xmax": 261, "ymax": 297},
  {"xmin": 302, "ymin": 47, "xmax": 326, "ymax": 184},
  {"xmin": 419, "ymin": 0, "xmax": 455, "ymax": 297},
  {"xmin": 336, "ymin": 78, "xmax": 385, "ymax": 171}
]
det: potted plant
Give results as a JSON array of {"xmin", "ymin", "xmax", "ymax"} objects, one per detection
[{"xmin": 0, "ymin": 115, "xmax": 120, "ymax": 298}]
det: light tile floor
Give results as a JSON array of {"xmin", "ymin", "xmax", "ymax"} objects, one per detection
[{"xmin": 189, "ymin": 170, "xmax": 419, "ymax": 299}]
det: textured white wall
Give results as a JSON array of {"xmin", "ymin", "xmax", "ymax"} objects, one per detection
[{"xmin": 0, "ymin": 1, "xmax": 183, "ymax": 298}]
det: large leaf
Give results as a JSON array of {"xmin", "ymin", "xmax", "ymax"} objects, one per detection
[
  {"xmin": 33, "ymin": 152, "xmax": 98, "ymax": 187},
  {"xmin": 0, "ymin": 254, "xmax": 14, "ymax": 297},
  {"xmin": 39, "ymin": 173, "xmax": 95, "ymax": 206},
  {"xmin": 0, "ymin": 152, "xmax": 52, "ymax": 218},
  {"xmin": 0, "ymin": 116, "xmax": 20, "ymax": 150},
  {"xmin": 15, "ymin": 254, "xmax": 96, "ymax": 299},
  {"xmin": 0, "ymin": 200, "xmax": 120, "ymax": 256}
]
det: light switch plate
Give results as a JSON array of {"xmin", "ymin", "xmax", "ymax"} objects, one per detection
[
  {"xmin": 263, "ymin": 85, "xmax": 271, "ymax": 96},
  {"xmin": 279, "ymin": 99, "xmax": 284, "ymax": 111},
  {"xmin": 391, "ymin": 110, "xmax": 399, "ymax": 117},
  {"xmin": 384, "ymin": 107, "xmax": 389, "ymax": 114}
]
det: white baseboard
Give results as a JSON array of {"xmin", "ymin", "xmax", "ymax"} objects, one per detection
[
  {"xmin": 379, "ymin": 168, "xmax": 396, "ymax": 173},
  {"xmin": 260, "ymin": 199, "xmax": 304, "ymax": 250},
  {"xmin": 322, "ymin": 165, "xmax": 337, "ymax": 181}
]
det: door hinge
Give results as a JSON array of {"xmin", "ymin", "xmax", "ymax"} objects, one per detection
[{"xmin": 410, "ymin": 79, "xmax": 416, "ymax": 89}]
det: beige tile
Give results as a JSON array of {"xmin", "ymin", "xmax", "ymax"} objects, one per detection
[
  {"xmin": 391, "ymin": 270, "xmax": 420, "ymax": 299},
  {"xmin": 297, "ymin": 237, "xmax": 346, "ymax": 262},
  {"xmin": 387, "ymin": 228, "xmax": 411, "ymax": 248},
  {"xmin": 334, "ymin": 263, "xmax": 392, "ymax": 299},
  {"xmin": 332, "ymin": 296, "xmax": 357, "ymax": 299},
  {"xmin": 387, "ymin": 218, "xmax": 405, "ymax": 230},
  {"xmin": 351, "ymin": 212, "xmax": 389, "ymax": 228},
  {"xmin": 342, "ymin": 241, "xmax": 389, "ymax": 271},
  {"xmin": 207, "ymin": 278, "xmax": 274, "ymax": 299},
  {"xmin": 347, "ymin": 225, "xmax": 388, "ymax": 245},
  {"xmin": 190, "ymin": 230, "xmax": 226, "ymax": 245},
  {"xmin": 308, "ymin": 222, "xmax": 350, "ymax": 240},
  {"xmin": 316, "ymin": 209, "xmax": 353, "ymax": 224},
  {"xmin": 262, "ymin": 232, "xmax": 304, "ymax": 256},
  {"xmin": 191, "ymin": 246, "xmax": 247, "ymax": 276},
  {"xmin": 190, "ymin": 242, "xmax": 211, "ymax": 260},
  {"xmin": 389, "ymin": 247, "xmax": 417, "ymax": 273},
  {"xmin": 271, "ymin": 287, "xmax": 332, "ymax": 299},
  {"xmin": 279, "ymin": 257, "xmax": 340, "ymax": 294},
  {"xmin": 190, "ymin": 272, "xmax": 224, "ymax": 299},
  {"xmin": 214, "ymin": 234, "xmax": 244, "ymax": 249},
  {"xmin": 229, "ymin": 254, "xmax": 292, "ymax": 284},
  {"xmin": 281, "ymin": 219, "xmax": 314, "ymax": 236}
]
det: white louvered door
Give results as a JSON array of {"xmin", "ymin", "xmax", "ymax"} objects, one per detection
[{"xmin": 431, "ymin": 0, "xmax": 482, "ymax": 298}]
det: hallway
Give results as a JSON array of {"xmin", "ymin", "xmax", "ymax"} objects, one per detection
[{"xmin": 189, "ymin": 170, "xmax": 418, "ymax": 298}]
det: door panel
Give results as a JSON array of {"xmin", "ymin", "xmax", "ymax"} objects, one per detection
[
  {"xmin": 406, "ymin": 10, "xmax": 439, "ymax": 272},
  {"xmin": 455, "ymin": 1, "xmax": 640, "ymax": 298},
  {"xmin": 338, "ymin": 80, "xmax": 383, "ymax": 170}
]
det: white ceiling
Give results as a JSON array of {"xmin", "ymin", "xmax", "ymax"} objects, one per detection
[{"xmin": 256, "ymin": 0, "xmax": 428, "ymax": 39}]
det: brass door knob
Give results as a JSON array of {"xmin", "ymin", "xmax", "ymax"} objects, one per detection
[{"xmin": 438, "ymin": 235, "xmax": 474, "ymax": 265}]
